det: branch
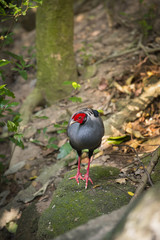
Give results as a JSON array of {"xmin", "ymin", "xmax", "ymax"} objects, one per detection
[
  {"xmin": 130, "ymin": 146, "xmax": 160, "ymax": 204},
  {"xmin": 96, "ymin": 36, "xmax": 160, "ymax": 65}
]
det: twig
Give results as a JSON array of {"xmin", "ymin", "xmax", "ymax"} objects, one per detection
[
  {"xmin": 104, "ymin": 88, "xmax": 116, "ymax": 111},
  {"xmin": 113, "ymin": 144, "xmax": 153, "ymax": 186},
  {"xmin": 96, "ymin": 35, "xmax": 160, "ymax": 65},
  {"xmin": 130, "ymin": 146, "xmax": 160, "ymax": 204}
]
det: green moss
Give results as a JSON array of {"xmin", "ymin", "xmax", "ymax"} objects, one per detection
[
  {"xmin": 151, "ymin": 160, "xmax": 160, "ymax": 184},
  {"xmin": 37, "ymin": 166, "xmax": 135, "ymax": 239}
]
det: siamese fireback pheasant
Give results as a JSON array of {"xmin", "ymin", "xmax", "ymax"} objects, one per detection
[{"xmin": 67, "ymin": 108, "xmax": 104, "ymax": 189}]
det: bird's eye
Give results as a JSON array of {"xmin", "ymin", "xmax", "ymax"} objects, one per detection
[{"xmin": 78, "ymin": 116, "xmax": 82, "ymax": 120}]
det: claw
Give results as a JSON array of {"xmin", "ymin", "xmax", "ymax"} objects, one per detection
[
  {"xmin": 83, "ymin": 174, "xmax": 93, "ymax": 189},
  {"xmin": 69, "ymin": 172, "xmax": 84, "ymax": 185}
]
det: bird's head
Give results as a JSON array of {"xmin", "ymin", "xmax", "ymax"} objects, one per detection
[{"xmin": 70, "ymin": 112, "xmax": 87, "ymax": 125}]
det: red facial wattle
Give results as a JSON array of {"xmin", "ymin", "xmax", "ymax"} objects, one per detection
[{"xmin": 72, "ymin": 113, "xmax": 86, "ymax": 124}]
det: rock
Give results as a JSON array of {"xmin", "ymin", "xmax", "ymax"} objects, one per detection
[
  {"xmin": 107, "ymin": 184, "xmax": 160, "ymax": 240},
  {"xmin": 4, "ymin": 161, "xmax": 26, "ymax": 176},
  {"xmin": 54, "ymin": 206, "xmax": 127, "ymax": 240},
  {"xmin": 83, "ymin": 65, "xmax": 98, "ymax": 79},
  {"xmin": 37, "ymin": 166, "xmax": 135, "ymax": 239}
]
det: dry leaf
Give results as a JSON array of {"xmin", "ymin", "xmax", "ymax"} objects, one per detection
[
  {"xmin": 94, "ymin": 151, "xmax": 103, "ymax": 159},
  {"xmin": 98, "ymin": 78, "xmax": 108, "ymax": 91},
  {"xmin": 42, "ymin": 148, "xmax": 55, "ymax": 157},
  {"xmin": 115, "ymin": 178, "xmax": 127, "ymax": 184},
  {"xmin": 58, "ymin": 138, "xmax": 67, "ymax": 148},
  {"xmin": 31, "ymin": 169, "xmax": 37, "ymax": 176},
  {"xmin": 81, "ymin": 157, "xmax": 89, "ymax": 164},
  {"xmin": 24, "ymin": 163, "xmax": 31, "ymax": 170},
  {"xmin": 32, "ymin": 181, "xmax": 37, "ymax": 187},
  {"xmin": 93, "ymin": 184, "xmax": 100, "ymax": 189},
  {"xmin": 126, "ymin": 127, "xmax": 144, "ymax": 139}
]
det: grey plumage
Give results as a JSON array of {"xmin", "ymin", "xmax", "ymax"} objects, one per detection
[
  {"xmin": 67, "ymin": 108, "xmax": 104, "ymax": 188},
  {"xmin": 67, "ymin": 108, "xmax": 104, "ymax": 151}
]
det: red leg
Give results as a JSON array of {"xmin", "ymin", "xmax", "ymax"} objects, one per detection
[
  {"xmin": 83, "ymin": 157, "xmax": 93, "ymax": 189},
  {"xmin": 69, "ymin": 156, "xmax": 83, "ymax": 184}
]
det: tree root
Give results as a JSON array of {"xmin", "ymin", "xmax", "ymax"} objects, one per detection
[{"xmin": 19, "ymin": 87, "xmax": 44, "ymax": 130}]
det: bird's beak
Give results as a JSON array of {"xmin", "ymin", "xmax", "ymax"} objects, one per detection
[{"xmin": 69, "ymin": 119, "xmax": 77, "ymax": 126}]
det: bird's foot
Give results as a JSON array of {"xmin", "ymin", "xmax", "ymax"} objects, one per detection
[
  {"xmin": 83, "ymin": 174, "xmax": 93, "ymax": 189},
  {"xmin": 69, "ymin": 172, "xmax": 84, "ymax": 185}
]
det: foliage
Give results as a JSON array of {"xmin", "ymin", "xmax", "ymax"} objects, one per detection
[
  {"xmin": 138, "ymin": 1, "xmax": 156, "ymax": 37},
  {"xmin": 57, "ymin": 142, "xmax": 72, "ymax": 159},
  {"xmin": 0, "ymin": 84, "xmax": 24, "ymax": 148},
  {"xmin": 107, "ymin": 135, "xmax": 131, "ymax": 145},
  {"xmin": 5, "ymin": 51, "xmax": 33, "ymax": 80},
  {"xmin": 0, "ymin": 0, "xmax": 42, "ymax": 19},
  {"xmin": 0, "ymin": 1, "xmax": 41, "ymax": 150},
  {"xmin": 63, "ymin": 81, "xmax": 82, "ymax": 103}
]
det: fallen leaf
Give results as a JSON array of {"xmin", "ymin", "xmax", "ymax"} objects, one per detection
[
  {"xmin": 24, "ymin": 163, "xmax": 31, "ymax": 170},
  {"xmin": 125, "ymin": 127, "xmax": 144, "ymax": 139},
  {"xmin": 128, "ymin": 191, "xmax": 134, "ymax": 196},
  {"xmin": 32, "ymin": 181, "xmax": 37, "ymax": 187},
  {"xmin": 126, "ymin": 74, "xmax": 134, "ymax": 85},
  {"xmin": 98, "ymin": 78, "xmax": 108, "ymax": 91},
  {"xmin": 81, "ymin": 157, "xmax": 89, "ymax": 164},
  {"xmin": 115, "ymin": 178, "xmax": 127, "ymax": 184},
  {"xmin": 31, "ymin": 169, "xmax": 37, "ymax": 176},
  {"xmin": 58, "ymin": 138, "xmax": 67, "ymax": 147},
  {"xmin": 42, "ymin": 148, "xmax": 55, "ymax": 157},
  {"xmin": 29, "ymin": 176, "xmax": 37, "ymax": 181},
  {"xmin": 94, "ymin": 151, "xmax": 103, "ymax": 159},
  {"xmin": 93, "ymin": 184, "xmax": 100, "ymax": 189}
]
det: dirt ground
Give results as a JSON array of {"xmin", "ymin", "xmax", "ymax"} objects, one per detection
[{"xmin": 0, "ymin": 0, "xmax": 160, "ymax": 239}]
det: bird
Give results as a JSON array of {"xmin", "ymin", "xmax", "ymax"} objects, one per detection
[{"xmin": 67, "ymin": 108, "xmax": 104, "ymax": 189}]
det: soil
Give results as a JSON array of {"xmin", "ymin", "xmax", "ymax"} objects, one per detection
[{"xmin": 0, "ymin": 0, "xmax": 160, "ymax": 239}]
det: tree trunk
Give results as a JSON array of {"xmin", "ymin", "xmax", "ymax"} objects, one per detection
[{"xmin": 36, "ymin": 0, "xmax": 77, "ymax": 104}]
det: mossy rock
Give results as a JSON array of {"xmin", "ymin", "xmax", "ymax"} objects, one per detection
[{"xmin": 37, "ymin": 166, "xmax": 135, "ymax": 240}]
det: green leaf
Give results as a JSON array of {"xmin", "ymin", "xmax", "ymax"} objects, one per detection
[
  {"xmin": 72, "ymin": 82, "xmax": 81, "ymax": 90},
  {"xmin": 46, "ymin": 143, "xmax": 59, "ymax": 150},
  {"xmin": 0, "ymin": 87, "xmax": 15, "ymax": 98},
  {"xmin": 0, "ymin": 71, "xmax": 5, "ymax": 81},
  {"xmin": 54, "ymin": 123, "xmax": 61, "ymax": 128},
  {"xmin": 13, "ymin": 133, "xmax": 24, "ymax": 142},
  {"xmin": 0, "ymin": 59, "xmax": 10, "ymax": 67},
  {"xmin": 57, "ymin": 142, "xmax": 72, "ymax": 159},
  {"xmin": 69, "ymin": 96, "xmax": 82, "ymax": 103},
  {"xmin": 19, "ymin": 70, "xmax": 27, "ymax": 80},
  {"xmin": 62, "ymin": 121, "xmax": 68, "ymax": 126},
  {"xmin": 0, "ymin": 154, "xmax": 5, "ymax": 159},
  {"xmin": 57, "ymin": 129, "xmax": 66, "ymax": 134},
  {"xmin": 5, "ymin": 51, "xmax": 23, "ymax": 62},
  {"xmin": 107, "ymin": 135, "xmax": 131, "ymax": 145},
  {"xmin": 7, "ymin": 102, "xmax": 19, "ymax": 108},
  {"xmin": 30, "ymin": 139, "xmax": 41, "ymax": 144},
  {"xmin": 43, "ymin": 127, "xmax": 47, "ymax": 134},
  {"xmin": 48, "ymin": 137, "xmax": 56, "ymax": 144},
  {"xmin": 63, "ymin": 81, "xmax": 72, "ymax": 85},
  {"xmin": 0, "ymin": 84, "xmax": 6, "ymax": 90},
  {"xmin": 34, "ymin": 115, "xmax": 49, "ymax": 120},
  {"xmin": 10, "ymin": 136, "xmax": 24, "ymax": 149},
  {"xmin": 7, "ymin": 120, "xmax": 17, "ymax": 132}
]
